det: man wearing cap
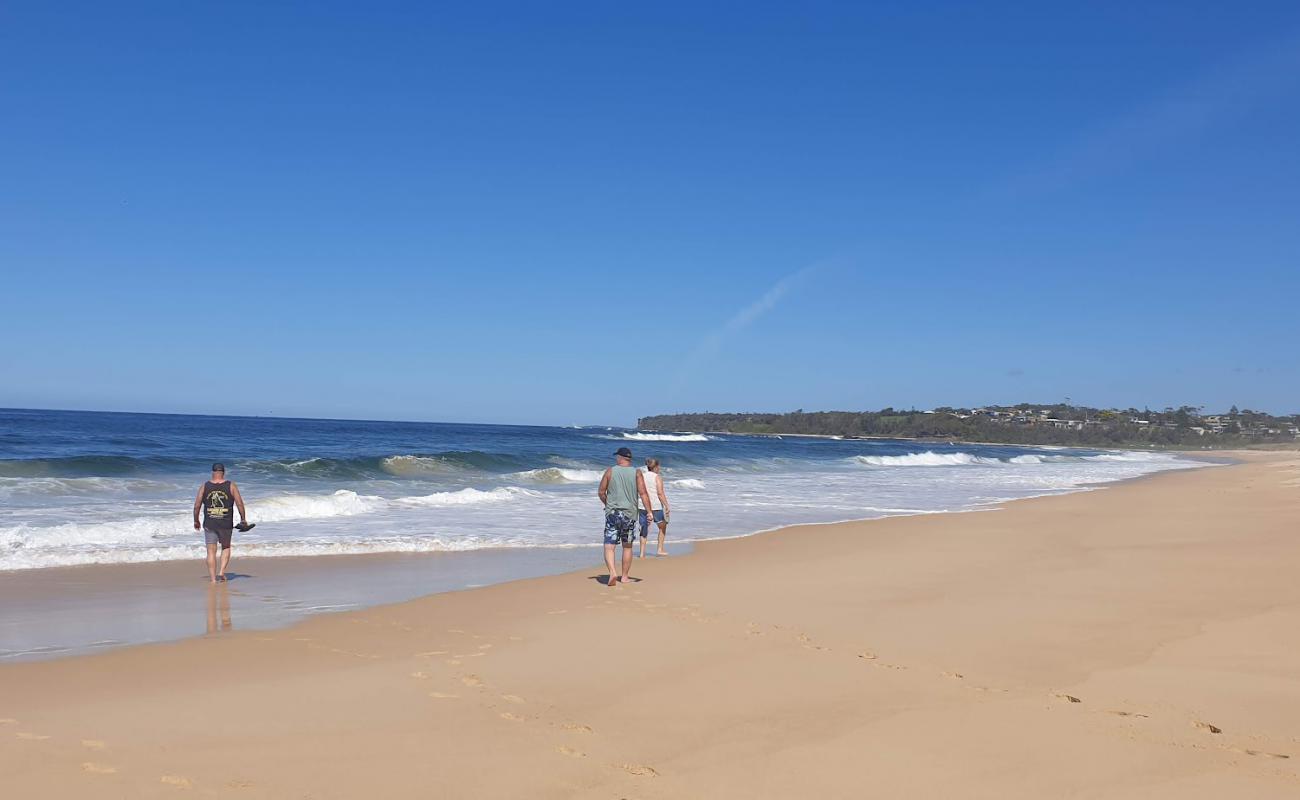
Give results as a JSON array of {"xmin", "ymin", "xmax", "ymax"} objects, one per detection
[
  {"xmin": 193, "ymin": 463, "xmax": 249, "ymax": 583},
  {"xmin": 598, "ymin": 447, "xmax": 655, "ymax": 586}
]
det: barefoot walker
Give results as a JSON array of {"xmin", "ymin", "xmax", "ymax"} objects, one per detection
[
  {"xmin": 598, "ymin": 447, "xmax": 655, "ymax": 586},
  {"xmin": 638, "ymin": 457, "xmax": 671, "ymax": 558},
  {"xmin": 193, "ymin": 463, "xmax": 250, "ymax": 583}
]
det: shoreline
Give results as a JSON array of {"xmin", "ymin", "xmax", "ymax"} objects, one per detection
[
  {"xmin": 1, "ymin": 447, "xmax": 1209, "ymax": 661},
  {"xmin": 3, "ymin": 450, "xmax": 1297, "ymax": 797}
]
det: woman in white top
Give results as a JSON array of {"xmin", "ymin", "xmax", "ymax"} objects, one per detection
[{"xmin": 637, "ymin": 458, "xmax": 671, "ymax": 558}]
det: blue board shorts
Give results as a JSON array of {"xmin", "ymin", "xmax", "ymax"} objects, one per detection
[
  {"xmin": 638, "ymin": 509, "xmax": 666, "ymax": 537},
  {"xmin": 603, "ymin": 510, "xmax": 637, "ymax": 545}
]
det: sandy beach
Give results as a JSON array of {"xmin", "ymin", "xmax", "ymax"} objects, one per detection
[{"xmin": 2, "ymin": 451, "xmax": 1298, "ymax": 798}]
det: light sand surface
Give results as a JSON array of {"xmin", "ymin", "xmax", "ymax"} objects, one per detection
[{"xmin": 2, "ymin": 451, "xmax": 1298, "ymax": 798}]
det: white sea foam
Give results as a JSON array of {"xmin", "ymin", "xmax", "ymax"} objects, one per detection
[
  {"xmin": 616, "ymin": 432, "xmax": 712, "ymax": 442},
  {"xmin": 853, "ymin": 452, "xmax": 1001, "ymax": 467},
  {"xmin": 252, "ymin": 490, "xmax": 385, "ymax": 521},
  {"xmin": 0, "ymin": 476, "xmax": 177, "ymax": 498},
  {"xmin": 394, "ymin": 487, "xmax": 540, "ymax": 507},
  {"xmin": 669, "ymin": 478, "xmax": 707, "ymax": 489}
]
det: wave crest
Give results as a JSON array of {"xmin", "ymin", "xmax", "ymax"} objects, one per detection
[
  {"xmin": 614, "ymin": 432, "xmax": 712, "ymax": 442},
  {"xmin": 669, "ymin": 478, "xmax": 706, "ymax": 489},
  {"xmin": 853, "ymin": 452, "xmax": 1000, "ymax": 467},
  {"xmin": 512, "ymin": 467, "xmax": 604, "ymax": 484}
]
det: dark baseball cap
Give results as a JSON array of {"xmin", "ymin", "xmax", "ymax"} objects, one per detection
[
  {"xmin": 211, "ymin": 463, "xmax": 226, "ymax": 472},
  {"xmin": 614, "ymin": 447, "xmax": 633, "ymax": 458}
]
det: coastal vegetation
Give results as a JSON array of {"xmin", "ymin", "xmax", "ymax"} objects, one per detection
[{"xmin": 639, "ymin": 405, "xmax": 1300, "ymax": 448}]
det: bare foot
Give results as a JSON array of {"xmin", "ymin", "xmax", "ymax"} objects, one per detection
[
  {"xmin": 655, "ymin": 551, "xmax": 668, "ymax": 557},
  {"xmin": 607, "ymin": 576, "xmax": 619, "ymax": 587}
]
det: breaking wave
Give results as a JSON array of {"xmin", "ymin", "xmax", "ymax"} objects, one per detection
[
  {"xmin": 611, "ymin": 432, "xmax": 712, "ymax": 442},
  {"xmin": 669, "ymin": 478, "xmax": 707, "ymax": 489},
  {"xmin": 852, "ymin": 452, "xmax": 1002, "ymax": 467},
  {"xmin": 511, "ymin": 467, "xmax": 604, "ymax": 483}
]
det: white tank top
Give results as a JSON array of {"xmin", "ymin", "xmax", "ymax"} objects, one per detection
[{"xmin": 639, "ymin": 469, "xmax": 662, "ymax": 510}]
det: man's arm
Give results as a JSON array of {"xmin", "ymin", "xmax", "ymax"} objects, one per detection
[
  {"xmin": 598, "ymin": 468, "xmax": 611, "ymax": 506},
  {"xmin": 636, "ymin": 472, "xmax": 654, "ymax": 514},
  {"xmin": 193, "ymin": 486, "xmax": 205, "ymax": 530},
  {"xmin": 230, "ymin": 482, "xmax": 247, "ymax": 524}
]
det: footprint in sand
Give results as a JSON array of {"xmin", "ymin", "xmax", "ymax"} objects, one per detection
[
  {"xmin": 1107, "ymin": 711, "xmax": 1150, "ymax": 718},
  {"xmin": 1228, "ymin": 747, "xmax": 1290, "ymax": 759},
  {"xmin": 429, "ymin": 692, "xmax": 460, "ymax": 699},
  {"xmin": 17, "ymin": 732, "xmax": 51, "ymax": 740},
  {"xmin": 563, "ymin": 723, "xmax": 593, "ymax": 734},
  {"xmin": 1053, "ymin": 693, "xmax": 1083, "ymax": 704},
  {"xmin": 81, "ymin": 762, "xmax": 117, "ymax": 774},
  {"xmin": 226, "ymin": 779, "xmax": 256, "ymax": 789},
  {"xmin": 857, "ymin": 651, "xmax": 877, "ymax": 660},
  {"xmin": 508, "ymin": 636, "xmax": 523, "ymax": 642},
  {"xmin": 796, "ymin": 633, "xmax": 828, "ymax": 651},
  {"xmin": 500, "ymin": 694, "xmax": 526, "ymax": 704},
  {"xmin": 619, "ymin": 763, "xmax": 659, "ymax": 777},
  {"xmin": 160, "ymin": 775, "xmax": 193, "ymax": 789},
  {"xmin": 445, "ymin": 659, "xmax": 462, "ymax": 666},
  {"xmin": 460, "ymin": 675, "xmax": 484, "ymax": 688},
  {"xmin": 478, "ymin": 644, "xmax": 493, "ymax": 650},
  {"xmin": 447, "ymin": 629, "xmax": 466, "ymax": 634},
  {"xmin": 557, "ymin": 745, "xmax": 586, "ymax": 758},
  {"xmin": 82, "ymin": 739, "xmax": 108, "ymax": 750},
  {"xmin": 0, "ymin": 718, "xmax": 17, "ymax": 725},
  {"xmin": 1193, "ymin": 721, "xmax": 1222, "ymax": 734},
  {"xmin": 547, "ymin": 610, "xmax": 568, "ymax": 615},
  {"xmin": 942, "ymin": 671, "xmax": 964, "ymax": 680},
  {"xmin": 410, "ymin": 671, "xmax": 431, "ymax": 679},
  {"xmin": 499, "ymin": 712, "xmax": 526, "ymax": 721},
  {"xmin": 415, "ymin": 650, "xmax": 448, "ymax": 658}
]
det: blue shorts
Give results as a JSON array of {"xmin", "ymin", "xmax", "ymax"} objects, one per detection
[
  {"xmin": 638, "ymin": 509, "xmax": 665, "ymax": 537},
  {"xmin": 603, "ymin": 510, "xmax": 637, "ymax": 546}
]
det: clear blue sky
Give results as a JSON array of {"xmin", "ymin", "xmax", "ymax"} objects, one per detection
[{"xmin": 2, "ymin": 1, "xmax": 1297, "ymax": 425}]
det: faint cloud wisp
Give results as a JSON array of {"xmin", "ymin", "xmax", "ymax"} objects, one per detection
[{"xmin": 669, "ymin": 263, "xmax": 823, "ymax": 397}]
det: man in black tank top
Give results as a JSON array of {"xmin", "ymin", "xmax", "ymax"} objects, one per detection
[{"xmin": 192, "ymin": 463, "xmax": 248, "ymax": 583}]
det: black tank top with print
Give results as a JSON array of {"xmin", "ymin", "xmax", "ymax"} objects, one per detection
[{"xmin": 202, "ymin": 481, "xmax": 234, "ymax": 530}]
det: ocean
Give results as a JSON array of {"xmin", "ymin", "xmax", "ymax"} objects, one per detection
[{"xmin": 0, "ymin": 408, "xmax": 1205, "ymax": 573}]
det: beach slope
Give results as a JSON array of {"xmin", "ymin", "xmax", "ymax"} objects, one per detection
[{"xmin": 2, "ymin": 453, "xmax": 1298, "ymax": 798}]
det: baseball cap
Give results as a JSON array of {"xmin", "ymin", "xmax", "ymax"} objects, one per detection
[
  {"xmin": 614, "ymin": 447, "xmax": 633, "ymax": 458},
  {"xmin": 212, "ymin": 463, "xmax": 226, "ymax": 472}
]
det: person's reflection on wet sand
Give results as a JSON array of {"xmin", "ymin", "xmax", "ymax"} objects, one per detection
[{"xmin": 206, "ymin": 583, "xmax": 233, "ymax": 634}]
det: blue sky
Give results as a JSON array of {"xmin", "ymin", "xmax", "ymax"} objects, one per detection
[{"xmin": 2, "ymin": 1, "xmax": 1297, "ymax": 425}]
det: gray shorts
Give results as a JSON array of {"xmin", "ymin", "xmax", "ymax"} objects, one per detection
[{"xmin": 203, "ymin": 526, "xmax": 233, "ymax": 549}]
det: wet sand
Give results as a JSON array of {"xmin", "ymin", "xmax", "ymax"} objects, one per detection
[{"xmin": 1, "ymin": 451, "xmax": 1298, "ymax": 798}]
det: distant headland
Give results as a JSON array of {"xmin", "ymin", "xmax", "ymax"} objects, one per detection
[{"xmin": 639, "ymin": 405, "xmax": 1300, "ymax": 448}]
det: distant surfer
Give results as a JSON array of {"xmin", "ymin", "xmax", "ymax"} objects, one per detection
[
  {"xmin": 192, "ymin": 463, "xmax": 251, "ymax": 583},
  {"xmin": 598, "ymin": 447, "xmax": 655, "ymax": 586}
]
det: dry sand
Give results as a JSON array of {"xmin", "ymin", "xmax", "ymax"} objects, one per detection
[{"xmin": 2, "ymin": 451, "xmax": 1298, "ymax": 798}]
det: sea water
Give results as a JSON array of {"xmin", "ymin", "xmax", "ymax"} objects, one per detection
[{"xmin": 0, "ymin": 408, "xmax": 1205, "ymax": 572}]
